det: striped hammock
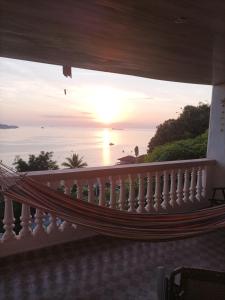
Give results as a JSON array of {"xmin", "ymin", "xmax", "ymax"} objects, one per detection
[{"xmin": 0, "ymin": 163, "xmax": 225, "ymax": 241}]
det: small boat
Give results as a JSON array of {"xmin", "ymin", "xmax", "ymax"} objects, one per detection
[{"xmin": 109, "ymin": 142, "xmax": 114, "ymax": 146}]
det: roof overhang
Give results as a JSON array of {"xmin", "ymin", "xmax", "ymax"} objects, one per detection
[{"xmin": 1, "ymin": 0, "xmax": 225, "ymax": 85}]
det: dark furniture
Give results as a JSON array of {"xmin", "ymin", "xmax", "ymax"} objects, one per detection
[
  {"xmin": 209, "ymin": 187, "xmax": 225, "ymax": 206},
  {"xmin": 167, "ymin": 267, "xmax": 225, "ymax": 300}
]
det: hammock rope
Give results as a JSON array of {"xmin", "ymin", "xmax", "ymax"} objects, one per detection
[{"xmin": 0, "ymin": 163, "xmax": 225, "ymax": 241}]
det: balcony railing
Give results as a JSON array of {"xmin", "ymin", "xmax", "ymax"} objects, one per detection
[{"xmin": 0, "ymin": 158, "xmax": 215, "ymax": 257}]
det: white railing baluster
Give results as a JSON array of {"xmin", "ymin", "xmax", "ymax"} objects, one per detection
[
  {"xmin": 196, "ymin": 167, "xmax": 203, "ymax": 202},
  {"xmin": 19, "ymin": 204, "xmax": 32, "ymax": 238},
  {"xmin": 183, "ymin": 169, "xmax": 190, "ymax": 203},
  {"xmin": 137, "ymin": 174, "xmax": 145, "ymax": 213},
  {"xmin": 98, "ymin": 177, "xmax": 106, "ymax": 206},
  {"xmin": 88, "ymin": 179, "xmax": 95, "ymax": 204},
  {"xmin": 47, "ymin": 182, "xmax": 59, "ymax": 234},
  {"xmin": 169, "ymin": 170, "xmax": 177, "ymax": 208},
  {"xmin": 162, "ymin": 170, "xmax": 169, "ymax": 210},
  {"xmin": 154, "ymin": 172, "xmax": 161, "ymax": 211},
  {"xmin": 201, "ymin": 167, "xmax": 207, "ymax": 198},
  {"xmin": 176, "ymin": 169, "xmax": 183, "ymax": 206},
  {"xmin": 76, "ymin": 180, "xmax": 83, "ymax": 200},
  {"xmin": 59, "ymin": 179, "xmax": 72, "ymax": 231},
  {"xmin": 128, "ymin": 175, "xmax": 136, "ymax": 212},
  {"xmin": 47, "ymin": 214, "xmax": 58, "ymax": 234},
  {"xmin": 109, "ymin": 176, "xmax": 116, "ymax": 209},
  {"xmin": 119, "ymin": 176, "xmax": 126, "ymax": 210},
  {"xmin": 33, "ymin": 209, "xmax": 45, "ymax": 236},
  {"xmin": 189, "ymin": 167, "xmax": 197, "ymax": 202},
  {"xmin": 2, "ymin": 196, "xmax": 16, "ymax": 241},
  {"xmin": 145, "ymin": 172, "xmax": 154, "ymax": 212}
]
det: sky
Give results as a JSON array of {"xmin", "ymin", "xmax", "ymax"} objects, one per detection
[{"xmin": 0, "ymin": 57, "xmax": 212, "ymax": 129}]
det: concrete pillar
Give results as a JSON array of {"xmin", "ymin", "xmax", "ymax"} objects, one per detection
[{"xmin": 207, "ymin": 83, "xmax": 225, "ymax": 187}]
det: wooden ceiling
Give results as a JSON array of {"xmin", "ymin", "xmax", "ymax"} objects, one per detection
[{"xmin": 1, "ymin": 0, "xmax": 225, "ymax": 85}]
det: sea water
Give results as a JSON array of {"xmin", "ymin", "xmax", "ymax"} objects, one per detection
[{"xmin": 0, "ymin": 126, "xmax": 155, "ymax": 167}]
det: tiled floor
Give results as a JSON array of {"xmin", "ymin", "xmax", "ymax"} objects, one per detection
[{"xmin": 0, "ymin": 230, "xmax": 225, "ymax": 300}]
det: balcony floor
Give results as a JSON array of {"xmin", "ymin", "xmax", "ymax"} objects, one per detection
[{"xmin": 0, "ymin": 230, "xmax": 225, "ymax": 300}]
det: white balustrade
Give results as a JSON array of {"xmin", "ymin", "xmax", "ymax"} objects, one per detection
[
  {"xmin": 109, "ymin": 176, "xmax": 116, "ymax": 209},
  {"xmin": 189, "ymin": 167, "xmax": 197, "ymax": 202},
  {"xmin": 176, "ymin": 169, "xmax": 183, "ymax": 206},
  {"xmin": 154, "ymin": 172, "xmax": 161, "ymax": 211},
  {"xmin": 98, "ymin": 177, "xmax": 106, "ymax": 206},
  {"xmin": 162, "ymin": 170, "xmax": 169, "ymax": 210},
  {"xmin": 19, "ymin": 204, "xmax": 32, "ymax": 238},
  {"xmin": 128, "ymin": 175, "xmax": 136, "ymax": 212},
  {"xmin": 0, "ymin": 158, "xmax": 215, "ymax": 257},
  {"xmin": 145, "ymin": 173, "xmax": 154, "ymax": 212},
  {"xmin": 196, "ymin": 167, "xmax": 203, "ymax": 201},
  {"xmin": 119, "ymin": 176, "xmax": 126, "ymax": 210},
  {"xmin": 137, "ymin": 174, "xmax": 145, "ymax": 213},
  {"xmin": 2, "ymin": 196, "xmax": 16, "ymax": 241},
  {"xmin": 183, "ymin": 169, "xmax": 190, "ymax": 203},
  {"xmin": 169, "ymin": 169, "xmax": 177, "ymax": 207}
]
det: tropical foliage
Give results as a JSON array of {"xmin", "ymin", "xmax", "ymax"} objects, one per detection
[
  {"xmin": 147, "ymin": 103, "xmax": 210, "ymax": 153},
  {"xmin": 62, "ymin": 153, "xmax": 87, "ymax": 168},
  {"xmin": 13, "ymin": 151, "xmax": 59, "ymax": 172},
  {"xmin": 145, "ymin": 131, "xmax": 208, "ymax": 162}
]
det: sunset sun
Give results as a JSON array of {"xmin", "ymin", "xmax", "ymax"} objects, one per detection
[{"xmin": 91, "ymin": 87, "xmax": 122, "ymax": 124}]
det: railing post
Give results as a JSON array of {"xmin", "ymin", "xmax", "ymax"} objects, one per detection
[
  {"xmin": 162, "ymin": 170, "xmax": 169, "ymax": 210},
  {"xmin": 183, "ymin": 169, "xmax": 190, "ymax": 203},
  {"xmin": 196, "ymin": 167, "xmax": 203, "ymax": 202},
  {"xmin": 137, "ymin": 173, "xmax": 146, "ymax": 213},
  {"xmin": 33, "ymin": 209, "xmax": 46, "ymax": 236},
  {"xmin": 109, "ymin": 176, "xmax": 116, "ymax": 209},
  {"xmin": 128, "ymin": 175, "xmax": 136, "ymax": 212},
  {"xmin": 88, "ymin": 179, "xmax": 95, "ymax": 204},
  {"xmin": 19, "ymin": 204, "xmax": 32, "ymax": 238},
  {"xmin": 146, "ymin": 172, "xmax": 154, "ymax": 212},
  {"xmin": 119, "ymin": 176, "xmax": 126, "ymax": 210},
  {"xmin": 169, "ymin": 170, "xmax": 177, "ymax": 208},
  {"xmin": 98, "ymin": 177, "xmax": 106, "ymax": 206},
  {"xmin": 2, "ymin": 196, "xmax": 16, "ymax": 241},
  {"xmin": 189, "ymin": 167, "xmax": 197, "ymax": 202},
  {"xmin": 154, "ymin": 172, "xmax": 161, "ymax": 211},
  {"xmin": 176, "ymin": 169, "xmax": 183, "ymax": 206}
]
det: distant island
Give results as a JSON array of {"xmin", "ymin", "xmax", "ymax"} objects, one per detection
[{"xmin": 0, "ymin": 124, "xmax": 18, "ymax": 129}]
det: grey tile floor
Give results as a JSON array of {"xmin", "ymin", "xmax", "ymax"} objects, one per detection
[{"xmin": 0, "ymin": 230, "xmax": 225, "ymax": 300}]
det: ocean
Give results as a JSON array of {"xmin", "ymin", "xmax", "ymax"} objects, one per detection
[{"xmin": 0, "ymin": 126, "xmax": 156, "ymax": 168}]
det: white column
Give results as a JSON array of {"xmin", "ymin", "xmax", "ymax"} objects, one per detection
[{"xmin": 207, "ymin": 83, "xmax": 225, "ymax": 188}]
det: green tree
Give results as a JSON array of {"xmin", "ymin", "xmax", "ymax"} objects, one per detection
[
  {"xmin": 147, "ymin": 103, "xmax": 210, "ymax": 153},
  {"xmin": 13, "ymin": 151, "xmax": 59, "ymax": 172},
  {"xmin": 62, "ymin": 153, "xmax": 87, "ymax": 168},
  {"xmin": 145, "ymin": 131, "xmax": 208, "ymax": 162}
]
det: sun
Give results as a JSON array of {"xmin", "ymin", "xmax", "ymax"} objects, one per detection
[{"xmin": 90, "ymin": 87, "xmax": 123, "ymax": 124}]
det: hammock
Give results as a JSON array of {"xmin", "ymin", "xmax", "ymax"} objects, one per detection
[{"xmin": 0, "ymin": 164, "xmax": 225, "ymax": 241}]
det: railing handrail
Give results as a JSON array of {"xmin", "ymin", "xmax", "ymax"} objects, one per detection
[{"xmin": 26, "ymin": 158, "xmax": 216, "ymax": 181}]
